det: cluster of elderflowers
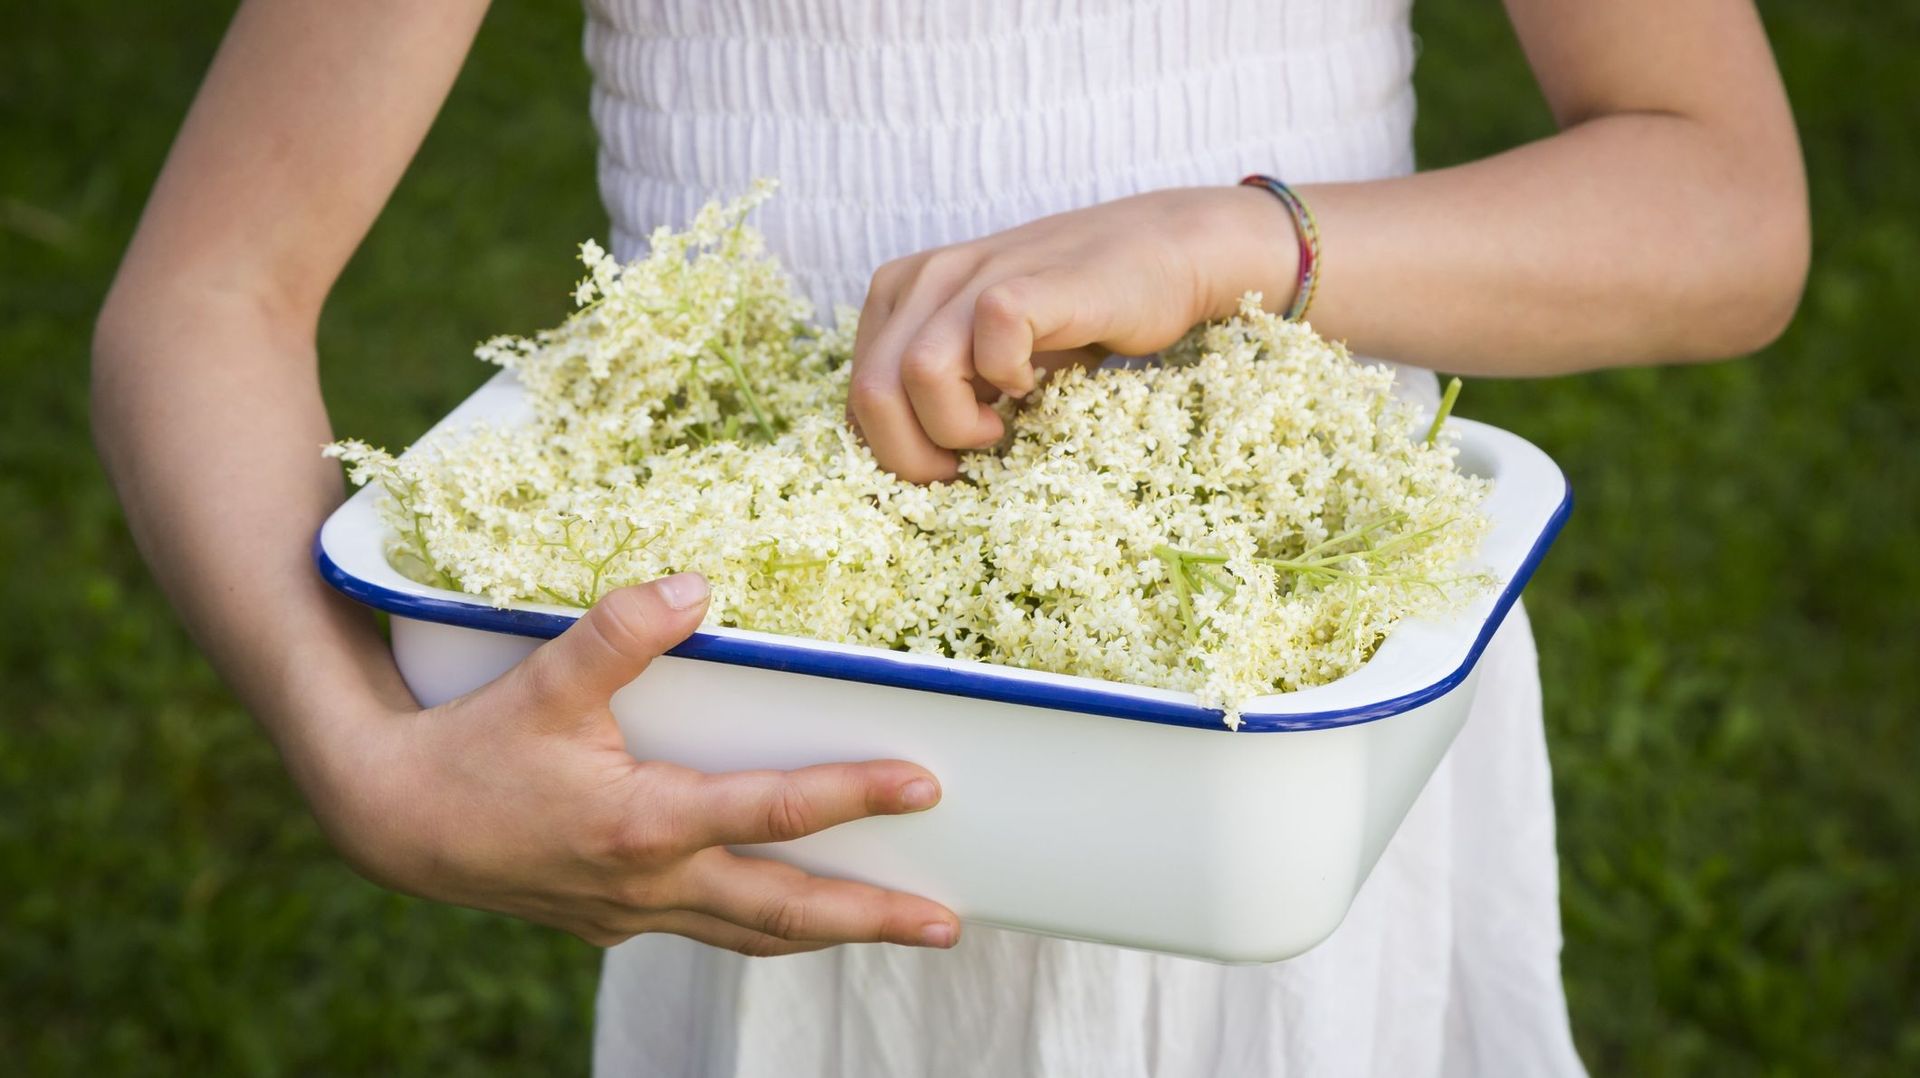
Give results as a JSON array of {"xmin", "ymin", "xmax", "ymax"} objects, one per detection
[{"xmin": 328, "ymin": 182, "xmax": 1491, "ymax": 725}]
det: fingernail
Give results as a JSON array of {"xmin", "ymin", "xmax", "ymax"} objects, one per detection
[
  {"xmin": 919, "ymin": 922, "xmax": 956, "ymax": 948},
  {"xmin": 898, "ymin": 779, "xmax": 939, "ymax": 811},
  {"xmin": 656, "ymin": 572, "xmax": 709, "ymax": 610}
]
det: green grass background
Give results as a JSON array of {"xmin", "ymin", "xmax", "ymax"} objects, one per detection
[{"xmin": 3, "ymin": 1, "xmax": 1914, "ymax": 1072}]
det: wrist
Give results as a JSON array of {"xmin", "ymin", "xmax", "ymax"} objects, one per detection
[
  {"xmin": 1188, "ymin": 185, "xmax": 1304, "ymax": 322},
  {"xmin": 256, "ymin": 662, "xmax": 416, "ymax": 834},
  {"xmin": 284, "ymin": 699, "xmax": 434, "ymax": 889},
  {"xmin": 249, "ymin": 588, "xmax": 424, "ymax": 793}
]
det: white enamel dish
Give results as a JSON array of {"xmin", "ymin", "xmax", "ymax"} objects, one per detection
[{"xmin": 317, "ymin": 371, "xmax": 1571, "ymax": 963}]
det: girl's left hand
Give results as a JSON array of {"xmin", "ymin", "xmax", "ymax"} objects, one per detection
[{"xmin": 847, "ymin": 186, "xmax": 1296, "ymax": 482}]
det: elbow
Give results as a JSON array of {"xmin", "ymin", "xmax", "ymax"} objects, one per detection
[
  {"xmin": 1714, "ymin": 205, "xmax": 1809, "ymax": 358},
  {"xmin": 89, "ymin": 292, "xmax": 135, "ymax": 461},
  {"xmin": 89, "ymin": 281, "xmax": 155, "ymax": 470},
  {"xmin": 89, "ymin": 275, "xmax": 187, "ymax": 471},
  {"xmin": 1672, "ymin": 171, "xmax": 1811, "ymax": 362}
]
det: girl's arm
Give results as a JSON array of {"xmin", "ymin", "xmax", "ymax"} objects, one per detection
[
  {"xmin": 848, "ymin": 0, "xmax": 1809, "ymax": 481},
  {"xmin": 93, "ymin": 0, "xmax": 958, "ymax": 953},
  {"xmin": 1303, "ymin": 0, "xmax": 1808, "ymax": 371}
]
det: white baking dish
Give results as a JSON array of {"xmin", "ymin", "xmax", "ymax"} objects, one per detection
[{"xmin": 317, "ymin": 371, "xmax": 1570, "ymax": 963}]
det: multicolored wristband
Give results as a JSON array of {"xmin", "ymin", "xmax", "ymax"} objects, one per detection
[{"xmin": 1239, "ymin": 174, "xmax": 1320, "ymax": 323}]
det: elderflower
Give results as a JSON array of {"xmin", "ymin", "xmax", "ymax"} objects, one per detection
[{"xmin": 329, "ymin": 184, "xmax": 1493, "ymax": 725}]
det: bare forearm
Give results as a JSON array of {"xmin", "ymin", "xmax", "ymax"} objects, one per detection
[
  {"xmin": 1204, "ymin": 0, "xmax": 1809, "ymax": 376},
  {"xmin": 84, "ymin": 0, "xmax": 976, "ymax": 950},
  {"xmin": 1208, "ymin": 113, "xmax": 1808, "ymax": 377},
  {"xmin": 1293, "ymin": 114, "xmax": 1806, "ymax": 374},
  {"xmin": 87, "ymin": 0, "xmax": 491, "ymax": 783},
  {"xmin": 91, "ymin": 296, "xmax": 411, "ymax": 786}
]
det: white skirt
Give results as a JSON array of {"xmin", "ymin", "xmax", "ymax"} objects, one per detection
[{"xmin": 592, "ymin": 603, "xmax": 1586, "ymax": 1077}]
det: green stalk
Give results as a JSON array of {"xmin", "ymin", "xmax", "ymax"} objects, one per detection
[
  {"xmin": 1153, "ymin": 544, "xmax": 1249, "ymax": 637},
  {"xmin": 1294, "ymin": 513, "xmax": 1406, "ymax": 561},
  {"xmin": 1191, "ymin": 563, "xmax": 1237, "ymax": 594},
  {"xmin": 713, "ymin": 339, "xmax": 777, "ymax": 443},
  {"xmin": 1155, "ymin": 545, "xmax": 1228, "ymax": 565},
  {"xmin": 1424, "ymin": 376, "xmax": 1463, "ymax": 446},
  {"xmin": 766, "ymin": 557, "xmax": 831, "ymax": 573},
  {"xmin": 1151, "ymin": 545, "xmax": 1198, "ymax": 639}
]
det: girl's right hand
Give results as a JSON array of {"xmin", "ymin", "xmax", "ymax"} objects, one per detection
[{"xmin": 307, "ymin": 571, "xmax": 961, "ymax": 954}]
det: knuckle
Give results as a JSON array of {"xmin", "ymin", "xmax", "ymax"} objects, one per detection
[
  {"xmin": 611, "ymin": 873, "xmax": 670, "ymax": 912},
  {"xmin": 847, "ymin": 373, "xmax": 890, "ymax": 413},
  {"xmin": 870, "ymin": 257, "xmax": 912, "ymax": 294},
  {"xmin": 975, "ymin": 281, "xmax": 1026, "ymax": 327},
  {"xmin": 763, "ymin": 781, "xmax": 816, "ymax": 842},
  {"xmin": 918, "ymin": 246, "xmax": 973, "ymax": 282},
  {"xmin": 610, "ymin": 817, "xmax": 678, "ymax": 866},
  {"xmin": 603, "ymin": 764, "xmax": 696, "ymax": 864},
  {"xmin": 587, "ymin": 587, "xmax": 659, "ymax": 661},
  {"xmin": 757, "ymin": 891, "xmax": 811, "ymax": 940},
  {"xmin": 576, "ymin": 812, "xmax": 628, "ymax": 862},
  {"xmin": 733, "ymin": 933, "xmax": 789, "ymax": 958},
  {"xmin": 575, "ymin": 923, "xmax": 633, "ymax": 949},
  {"xmin": 898, "ymin": 341, "xmax": 949, "ymax": 389}
]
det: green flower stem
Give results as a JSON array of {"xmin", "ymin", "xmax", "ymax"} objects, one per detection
[
  {"xmin": 1296, "ymin": 513, "xmax": 1406, "ymax": 559},
  {"xmin": 1424, "ymin": 376, "xmax": 1463, "ymax": 446},
  {"xmin": 1155, "ymin": 545, "xmax": 1228, "ymax": 565},
  {"xmin": 766, "ymin": 557, "xmax": 831, "ymax": 573},
  {"xmin": 1191, "ymin": 563, "xmax": 1238, "ymax": 594},
  {"xmin": 1343, "ymin": 519, "xmax": 1455, "ymax": 559},
  {"xmin": 1151, "ymin": 545, "xmax": 1199, "ymax": 639},
  {"xmin": 1151, "ymin": 509, "xmax": 1460, "ymax": 608},
  {"xmin": 383, "ymin": 478, "xmax": 455, "ymax": 590},
  {"xmin": 1153, "ymin": 544, "xmax": 1251, "ymax": 637},
  {"xmin": 713, "ymin": 339, "xmax": 777, "ymax": 442},
  {"xmin": 537, "ymin": 584, "xmax": 586, "ymax": 608}
]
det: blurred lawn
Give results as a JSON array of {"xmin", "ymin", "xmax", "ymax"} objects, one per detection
[{"xmin": 2, "ymin": 0, "xmax": 1914, "ymax": 1073}]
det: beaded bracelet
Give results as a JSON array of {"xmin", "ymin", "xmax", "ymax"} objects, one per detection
[{"xmin": 1239, "ymin": 174, "xmax": 1321, "ymax": 323}]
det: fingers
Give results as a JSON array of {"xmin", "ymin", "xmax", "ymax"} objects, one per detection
[
  {"xmin": 899, "ymin": 296, "xmax": 1007, "ymax": 450},
  {"xmin": 584, "ymin": 761, "xmax": 954, "ymax": 952},
  {"xmin": 685, "ymin": 849, "xmax": 961, "ymax": 949},
  {"xmin": 849, "ymin": 372, "xmax": 960, "ymax": 483},
  {"xmin": 687, "ymin": 760, "xmax": 942, "ymax": 847},
  {"xmin": 849, "ymin": 258, "xmax": 905, "ymax": 418},
  {"xmin": 633, "ymin": 910, "xmax": 832, "ymax": 958},
  {"xmin": 856, "ymin": 251, "xmax": 998, "ymax": 478},
  {"xmin": 513, "ymin": 573, "xmax": 711, "ymax": 717},
  {"xmin": 971, "ymin": 279, "xmax": 1043, "ymax": 397},
  {"xmin": 977, "ymin": 270, "xmax": 1114, "ymax": 363},
  {"xmin": 851, "ymin": 255, "xmax": 1125, "ymax": 482}
]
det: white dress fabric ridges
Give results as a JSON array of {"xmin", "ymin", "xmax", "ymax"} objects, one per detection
[{"xmin": 583, "ymin": 0, "xmax": 1586, "ymax": 1073}]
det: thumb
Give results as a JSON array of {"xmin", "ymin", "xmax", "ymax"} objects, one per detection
[{"xmin": 513, "ymin": 572, "xmax": 711, "ymax": 717}]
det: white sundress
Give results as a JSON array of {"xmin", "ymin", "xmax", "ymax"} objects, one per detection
[{"xmin": 581, "ymin": 1, "xmax": 1586, "ymax": 1073}]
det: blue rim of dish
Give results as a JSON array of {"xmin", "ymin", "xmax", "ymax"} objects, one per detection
[{"xmin": 316, "ymin": 480, "xmax": 1569, "ymax": 733}]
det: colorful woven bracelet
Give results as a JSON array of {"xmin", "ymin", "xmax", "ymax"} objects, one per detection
[{"xmin": 1239, "ymin": 173, "xmax": 1320, "ymax": 323}]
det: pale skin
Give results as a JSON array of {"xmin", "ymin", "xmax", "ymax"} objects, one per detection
[{"xmin": 92, "ymin": 0, "xmax": 1806, "ymax": 951}]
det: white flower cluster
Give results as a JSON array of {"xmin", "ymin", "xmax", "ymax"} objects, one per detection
[{"xmin": 328, "ymin": 184, "xmax": 1492, "ymax": 725}]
